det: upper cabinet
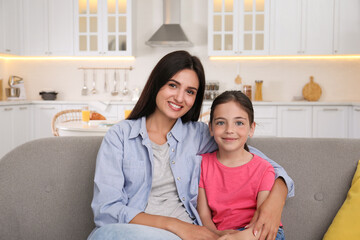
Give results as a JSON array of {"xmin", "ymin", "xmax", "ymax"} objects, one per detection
[
  {"xmin": 333, "ymin": 0, "xmax": 360, "ymax": 54},
  {"xmin": 74, "ymin": 0, "xmax": 132, "ymax": 56},
  {"xmin": 208, "ymin": 0, "xmax": 270, "ymax": 56},
  {"xmin": 270, "ymin": 0, "xmax": 334, "ymax": 55},
  {"xmin": 23, "ymin": 0, "xmax": 74, "ymax": 56},
  {"xmin": 1, "ymin": 0, "xmax": 22, "ymax": 55}
]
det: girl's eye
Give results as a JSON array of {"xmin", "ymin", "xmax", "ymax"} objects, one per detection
[
  {"xmin": 235, "ymin": 121, "xmax": 244, "ymax": 126},
  {"xmin": 215, "ymin": 121, "xmax": 225, "ymax": 126}
]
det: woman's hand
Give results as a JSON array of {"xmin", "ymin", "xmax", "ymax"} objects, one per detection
[
  {"xmin": 246, "ymin": 178, "xmax": 287, "ymax": 240},
  {"xmin": 175, "ymin": 222, "xmax": 219, "ymax": 240}
]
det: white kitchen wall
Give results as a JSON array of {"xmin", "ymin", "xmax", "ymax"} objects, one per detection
[{"xmin": 3, "ymin": 0, "xmax": 360, "ymax": 102}]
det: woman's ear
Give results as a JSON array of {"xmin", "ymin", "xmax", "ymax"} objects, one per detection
[
  {"xmin": 208, "ymin": 122, "xmax": 214, "ymax": 136},
  {"xmin": 249, "ymin": 122, "xmax": 256, "ymax": 138}
]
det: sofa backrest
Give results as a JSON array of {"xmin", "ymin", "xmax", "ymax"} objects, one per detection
[
  {"xmin": 1, "ymin": 137, "xmax": 359, "ymax": 240},
  {"xmin": 0, "ymin": 137, "xmax": 102, "ymax": 240}
]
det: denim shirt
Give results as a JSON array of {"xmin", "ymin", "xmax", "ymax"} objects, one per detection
[{"xmin": 91, "ymin": 117, "xmax": 294, "ymax": 227}]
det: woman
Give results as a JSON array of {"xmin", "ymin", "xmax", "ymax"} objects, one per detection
[{"xmin": 89, "ymin": 51, "xmax": 294, "ymax": 240}]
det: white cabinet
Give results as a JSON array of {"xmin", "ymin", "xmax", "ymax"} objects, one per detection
[
  {"xmin": 333, "ymin": 0, "xmax": 360, "ymax": 54},
  {"xmin": 253, "ymin": 105, "xmax": 277, "ymax": 137},
  {"xmin": 74, "ymin": 0, "xmax": 132, "ymax": 56},
  {"xmin": 208, "ymin": 0, "xmax": 270, "ymax": 56},
  {"xmin": 350, "ymin": 106, "xmax": 360, "ymax": 139},
  {"xmin": 0, "ymin": 0, "xmax": 4, "ymax": 53},
  {"xmin": 1, "ymin": 0, "xmax": 22, "ymax": 55},
  {"xmin": 270, "ymin": 0, "xmax": 334, "ymax": 55},
  {"xmin": 277, "ymin": 106, "xmax": 312, "ymax": 138},
  {"xmin": 313, "ymin": 106, "xmax": 349, "ymax": 138},
  {"xmin": 23, "ymin": 0, "xmax": 74, "ymax": 56},
  {"xmin": 0, "ymin": 105, "xmax": 31, "ymax": 159},
  {"xmin": 33, "ymin": 104, "xmax": 61, "ymax": 139}
]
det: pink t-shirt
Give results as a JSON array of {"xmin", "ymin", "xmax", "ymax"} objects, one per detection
[{"xmin": 199, "ymin": 151, "xmax": 275, "ymax": 230}]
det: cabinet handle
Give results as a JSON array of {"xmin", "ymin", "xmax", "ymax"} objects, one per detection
[
  {"xmin": 287, "ymin": 108, "xmax": 304, "ymax": 111},
  {"xmin": 40, "ymin": 107, "xmax": 56, "ymax": 110},
  {"xmin": 323, "ymin": 108, "xmax": 338, "ymax": 111},
  {"xmin": 5, "ymin": 49, "xmax": 11, "ymax": 52},
  {"xmin": 19, "ymin": 107, "xmax": 28, "ymax": 110},
  {"xmin": 354, "ymin": 108, "xmax": 360, "ymax": 112},
  {"xmin": 4, "ymin": 108, "xmax": 13, "ymax": 111}
]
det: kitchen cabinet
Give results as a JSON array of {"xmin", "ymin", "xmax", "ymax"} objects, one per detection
[
  {"xmin": 270, "ymin": 0, "xmax": 334, "ymax": 55},
  {"xmin": 74, "ymin": 0, "xmax": 132, "ymax": 56},
  {"xmin": 350, "ymin": 106, "xmax": 360, "ymax": 139},
  {"xmin": 208, "ymin": 0, "xmax": 270, "ymax": 56},
  {"xmin": 33, "ymin": 104, "xmax": 61, "ymax": 139},
  {"xmin": 277, "ymin": 106, "xmax": 312, "ymax": 138},
  {"xmin": 0, "ymin": 0, "xmax": 3, "ymax": 53},
  {"xmin": 23, "ymin": 0, "xmax": 74, "ymax": 56},
  {"xmin": 0, "ymin": 105, "xmax": 31, "ymax": 159},
  {"xmin": 253, "ymin": 105, "xmax": 277, "ymax": 137},
  {"xmin": 313, "ymin": 106, "xmax": 349, "ymax": 138},
  {"xmin": 1, "ymin": 0, "xmax": 22, "ymax": 55},
  {"xmin": 333, "ymin": 0, "xmax": 360, "ymax": 54}
]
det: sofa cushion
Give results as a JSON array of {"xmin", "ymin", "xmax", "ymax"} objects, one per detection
[{"xmin": 323, "ymin": 160, "xmax": 360, "ymax": 240}]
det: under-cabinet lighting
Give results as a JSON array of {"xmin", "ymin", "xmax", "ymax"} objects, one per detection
[
  {"xmin": 0, "ymin": 56, "xmax": 136, "ymax": 61},
  {"xmin": 209, "ymin": 55, "xmax": 360, "ymax": 60}
]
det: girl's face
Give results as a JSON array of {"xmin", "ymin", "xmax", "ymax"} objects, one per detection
[
  {"xmin": 155, "ymin": 69, "xmax": 199, "ymax": 121},
  {"xmin": 209, "ymin": 101, "xmax": 255, "ymax": 153}
]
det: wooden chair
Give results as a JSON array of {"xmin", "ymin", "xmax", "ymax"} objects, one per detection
[{"xmin": 51, "ymin": 109, "xmax": 106, "ymax": 136}]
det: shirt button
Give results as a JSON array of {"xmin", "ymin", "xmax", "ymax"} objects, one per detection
[
  {"xmin": 182, "ymin": 197, "xmax": 185, "ymax": 201},
  {"xmin": 177, "ymin": 177, "xmax": 181, "ymax": 181},
  {"xmin": 171, "ymin": 148, "xmax": 175, "ymax": 152},
  {"xmin": 172, "ymin": 161, "xmax": 175, "ymax": 164},
  {"xmin": 168, "ymin": 133, "xmax": 172, "ymax": 137}
]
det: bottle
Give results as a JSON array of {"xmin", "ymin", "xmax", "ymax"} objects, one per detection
[
  {"xmin": 0, "ymin": 79, "xmax": 3, "ymax": 101},
  {"xmin": 255, "ymin": 80, "xmax": 263, "ymax": 101},
  {"xmin": 243, "ymin": 85, "xmax": 252, "ymax": 100}
]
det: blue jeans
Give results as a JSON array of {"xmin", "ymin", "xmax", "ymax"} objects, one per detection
[
  {"xmin": 239, "ymin": 227, "xmax": 285, "ymax": 240},
  {"xmin": 88, "ymin": 224, "xmax": 181, "ymax": 240}
]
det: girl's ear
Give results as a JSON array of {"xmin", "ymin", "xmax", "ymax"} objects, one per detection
[
  {"xmin": 248, "ymin": 122, "xmax": 256, "ymax": 138},
  {"xmin": 208, "ymin": 122, "xmax": 214, "ymax": 136}
]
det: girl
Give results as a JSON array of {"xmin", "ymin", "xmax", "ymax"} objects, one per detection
[
  {"xmin": 88, "ymin": 52, "xmax": 292, "ymax": 240},
  {"xmin": 197, "ymin": 91, "xmax": 285, "ymax": 240}
]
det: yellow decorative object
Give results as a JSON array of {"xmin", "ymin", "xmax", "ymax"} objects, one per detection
[
  {"xmin": 302, "ymin": 76, "xmax": 322, "ymax": 101},
  {"xmin": 234, "ymin": 74, "xmax": 242, "ymax": 85},
  {"xmin": 323, "ymin": 160, "xmax": 360, "ymax": 240}
]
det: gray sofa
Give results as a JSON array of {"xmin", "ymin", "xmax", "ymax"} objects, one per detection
[{"xmin": 1, "ymin": 137, "xmax": 359, "ymax": 240}]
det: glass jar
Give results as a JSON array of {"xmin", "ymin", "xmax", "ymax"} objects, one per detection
[
  {"xmin": 243, "ymin": 85, "xmax": 252, "ymax": 100},
  {"xmin": 255, "ymin": 80, "xmax": 263, "ymax": 101}
]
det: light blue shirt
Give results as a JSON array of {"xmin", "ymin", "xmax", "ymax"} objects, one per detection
[{"xmin": 91, "ymin": 117, "xmax": 294, "ymax": 227}]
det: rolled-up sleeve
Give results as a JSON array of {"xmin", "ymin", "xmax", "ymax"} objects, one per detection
[
  {"xmin": 248, "ymin": 145, "xmax": 295, "ymax": 198},
  {"xmin": 91, "ymin": 126, "xmax": 142, "ymax": 227}
]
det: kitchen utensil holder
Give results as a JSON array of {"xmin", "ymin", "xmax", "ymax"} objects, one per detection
[{"xmin": 78, "ymin": 67, "xmax": 133, "ymax": 96}]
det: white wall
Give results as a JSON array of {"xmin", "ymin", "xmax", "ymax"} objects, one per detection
[{"xmin": 4, "ymin": 0, "xmax": 360, "ymax": 102}]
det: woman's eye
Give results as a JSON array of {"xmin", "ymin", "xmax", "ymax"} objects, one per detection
[
  {"xmin": 186, "ymin": 89, "xmax": 195, "ymax": 95},
  {"xmin": 169, "ymin": 83, "xmax": 177, "ymax": 88}
]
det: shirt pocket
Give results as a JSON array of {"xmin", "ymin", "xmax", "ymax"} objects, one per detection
[{"xmin": 122, "ymin": 159, "xmax": 146, "ymax": 189}]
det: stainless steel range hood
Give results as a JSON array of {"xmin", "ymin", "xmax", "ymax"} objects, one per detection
[{"xmin": 146, "ymin": 0, "xmax": 193, "ymax": 47}]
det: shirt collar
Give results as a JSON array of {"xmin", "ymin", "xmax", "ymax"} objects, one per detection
[{"xmin": 128, "ymin": 116, "xmax": 184, "ymax": 142}]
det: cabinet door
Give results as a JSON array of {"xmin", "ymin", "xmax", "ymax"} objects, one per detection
[
  {"xmin": 333, "ymin": 0, "xmax": 360, "ymax": 54},
  {"xmin": 269, "ymin": 0, "xmax": 302, "ymax": 55},
  {"xmin": 23, "ymin": 0, "xmax": 48, "ymax": 56},
  {"xmin": 313, "ymin": 106, "xmax": 349, "ymax": 138},
  {"xmin": 13, "ymin": 105, "xmax": 31, "ymax": 147},
  {"xmin": 350, "ymin": 106, "xmax": 360, "ymax": 139},
  {"xmin": 0, "ymin": 106, "xmax": 14, "ymax": 158},
  {"xmin": 253, "ymin": 105, "xmax": 277, "ymax": 137},
  {"xmin": 302, "ymin": 0, "xmax": 334, "ymax": 54},
  {"xmin": 48, "ymin": 0, "xmax": 74, "ymax": 55},
  {"xmin": 0, "ymin": 0, "xmax": 4, "ymax": 53},
  {"xmin": 2, "ymin": 0, "xmax": 21, "ymax": 55},
  {"xmin": 33, "ymin": 104, "xmax": 61, "ymax": 139},
  {"xmin": 277, "ymin": 106, "xmax": 312, "ymax": 137}
]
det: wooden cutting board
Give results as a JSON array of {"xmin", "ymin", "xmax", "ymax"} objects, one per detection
[{"xmin": 302, "ymin": 76, "xmax": 322, "ymax": 101}]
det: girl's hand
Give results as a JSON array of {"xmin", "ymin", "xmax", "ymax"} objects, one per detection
[
  {"xmin": 217, "ymin": 230, "xmax": 239, "ymax": 236},
  {"xmin": 171, "ymin": 220, "xmax": 219, "ymax": 240}
]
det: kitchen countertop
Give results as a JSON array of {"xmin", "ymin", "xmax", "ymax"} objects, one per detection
[{"xmin": 1, "ymin": 100, "xmax": 360, "ymax": 106}]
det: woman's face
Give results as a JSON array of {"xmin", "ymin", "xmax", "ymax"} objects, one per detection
[{"xmin": 155, "ymin": 69, "xmax": 199, "ymax": 121}]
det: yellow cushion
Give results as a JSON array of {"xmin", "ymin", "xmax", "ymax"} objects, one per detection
[{"xmin": 323, "ymin": 160, "xmax": 360, "ymax": 240}]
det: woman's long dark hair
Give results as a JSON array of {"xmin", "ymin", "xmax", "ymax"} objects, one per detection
[
  {"xmin": 128, "ymin": 50, "xmax": 205, "ymax": 123},
  {"xmin": 209, "ymin": 90, "xmax": 254, "ymax": 151}
]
